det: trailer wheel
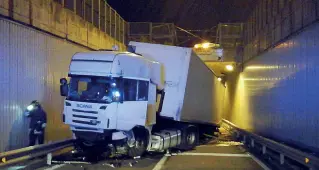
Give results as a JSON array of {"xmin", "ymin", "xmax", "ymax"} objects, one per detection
[
  {"xmin": 178, "ymin": 125, "xmax": 198, "ymax": 150},
  {"xmin": 127, "ymin": 128, "xmax": 149, "ymax": 158}
]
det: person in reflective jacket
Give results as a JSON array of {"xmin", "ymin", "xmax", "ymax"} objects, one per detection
[{"xmin": 24, "ymin": 100, "xmax": 47, "ymax": 146}]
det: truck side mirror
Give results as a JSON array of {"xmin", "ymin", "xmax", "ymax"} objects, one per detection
[{"xmin": 60, "ymin": 78, "xmax": 68, "ymax": 97}]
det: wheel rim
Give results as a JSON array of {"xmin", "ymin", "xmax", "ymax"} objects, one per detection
[{"xmin": 186, "ymin": 132, "xmax": 196, "ymax": 145}]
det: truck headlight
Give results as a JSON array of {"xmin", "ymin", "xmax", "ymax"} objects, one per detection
[
  {"xmin": 112, "ymin": 91, "xmax": 120, "ymax": 102},
  {"xmin": 113, "ymin": 91, "xmax": 120, "ymax": 98}
]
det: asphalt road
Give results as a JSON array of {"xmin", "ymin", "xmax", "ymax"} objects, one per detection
[{"xmin": 35, "ymin": 129, "xmax": 269, "ymax": 170}]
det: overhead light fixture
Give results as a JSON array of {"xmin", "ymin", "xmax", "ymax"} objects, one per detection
[
  {"xmin": 217, "ymin": 77, "xmax": 222, "ymax": 82},
  {"xmin": 226, "ymin": 65, "xmax": 234, "ymax": 71},
  {"xmin": 194, "ymin": 44, "xmax": 200, "ymax": 48}
]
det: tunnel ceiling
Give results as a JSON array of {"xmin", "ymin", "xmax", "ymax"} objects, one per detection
[
  {"xmin": 107, "ymin": 0, "xmax": 256, "ymax": 30},
  {"xmin": 107, "ymin": 0, "xmax": 257, "ymax": 74}
]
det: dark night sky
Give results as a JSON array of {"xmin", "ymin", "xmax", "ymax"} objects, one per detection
[{"xmin": 107, "ymin": 0, "xmax": 257, "ymax": 30}]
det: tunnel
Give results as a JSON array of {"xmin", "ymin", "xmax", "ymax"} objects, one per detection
[{"xmin": 0, "ymin": 0, "xmax": 318, "ymax": 169}]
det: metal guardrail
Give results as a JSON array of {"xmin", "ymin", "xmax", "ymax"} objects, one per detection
[
  {"xmin": 222, "ymin": 119, "xmax": 319, "ymax": 170},
  {"xmin": 0, "ymin": 139, "xmax": 74, "ymax": 168}
]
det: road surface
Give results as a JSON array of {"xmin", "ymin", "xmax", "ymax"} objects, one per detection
[{"xmin": 36, "ymin": 128, "xmax": 268, "ymax": 170}]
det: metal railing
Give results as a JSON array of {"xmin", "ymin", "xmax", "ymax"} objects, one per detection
[
  {"xmin": 127, "ymin": 22, "xmax": 177, "ymax": 45},
  {"xmin": 222, "ymin": 119, "xmax": 319, "ymax": 170},
  {"xmin": 0, "ymin": 0, "xmax": 127, "ymax": 50},
  {"xmin": 216, "ymin": 23, "xmax": 244, "ymax": 49},
  {"xmin": 0, "ymin": 139, "xmax": 74, "ymax": 168},
  {"xmin": 244, "ymin": 0, "xmax": 319, "ymax": 62},
  {"xmin": 54, "ymin": 0, "xmax": 127, "ymax": 44}
]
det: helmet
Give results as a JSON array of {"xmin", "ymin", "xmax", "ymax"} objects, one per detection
[{"xmin": 31, "ymin": 100, "xmax": 40, "ymax": 106}]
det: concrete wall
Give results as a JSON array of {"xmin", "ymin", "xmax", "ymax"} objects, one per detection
[
  {"xmin": 0, "ymin": 18, "xmax": 89, "ymax": 151},
  {"xmin": 224, "ymin": 22, "xmax": 319, "ymax": 152},
  {"xmin": 0, "ymin": 0, "xmax": 126, "ymax": 51}
]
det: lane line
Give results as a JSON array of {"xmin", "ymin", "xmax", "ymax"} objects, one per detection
[
  {"xmin": 249, "ymin": 154, "xmax": 271, "ymax": 170},
  {"xmin": 237, "ymin": 145, "xmax": 271, "ymax": 170},
  {"xmin": 178, "ymin": 152, "xmax": 251, "ymax": 157},
  {"xmin": 152, "ymin": 156, "xmax": 168, "ymax": 170},
  {"xmin": 44, "ymin": 164, "xmax": 66, "ymax": 170},
  {"xmin": 197, "ymin": 144, "xmax": 244, "ymax": 147}
]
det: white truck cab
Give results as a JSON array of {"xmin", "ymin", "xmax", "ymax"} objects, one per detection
[
  {"xmin": 61, "ymin": 50, "xmax": 162, "ymax": 130},
  {"xmin": 60, "ymin": 51, "xmax": 164, "ymax": 156}
]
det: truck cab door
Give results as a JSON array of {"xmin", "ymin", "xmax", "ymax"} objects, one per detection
[
  {"xmin": 146, "ymin": 83, "xmax": 157, "ymax": 125},
  {"xmin": 116, "ymin": 79, "xmax": 149, "ymax": 131}
]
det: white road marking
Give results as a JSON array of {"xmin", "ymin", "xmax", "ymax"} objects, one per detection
[
  {"xmin": 178, "ymin": 152, "xmax": 251, "ymax": 157},
  {"xmin": 197, "ymin": 143, "xmax": 244, "ymax": 147},
  {"xmin": 152, "ymin": 156, "xmax": 169, "ymax": 170},
  {"xmin": 249, "ymin": 154, "xmax": 271, "ymax": 170},
  {"xmin": 238, "ymin": 145, "xmax": 271, "ymax": 170},
  {"xmin": 44, "ymin": 164, "xmax": 66, "ymax": 170}
]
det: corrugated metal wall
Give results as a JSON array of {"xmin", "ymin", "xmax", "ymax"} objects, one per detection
[
  {"xmin": 224, "ymin": 22, "xmax": 319, "ymax": 152},
  {"xmin": 0, "ymin": 18, "xmax": 89, "ymax": 152}
]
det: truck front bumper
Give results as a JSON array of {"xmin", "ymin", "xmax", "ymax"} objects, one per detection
[{"xmin": 73, "ymin": 129, "xmax": 129, "ymax": 142}]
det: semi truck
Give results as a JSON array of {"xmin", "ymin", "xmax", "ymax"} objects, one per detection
[{"xmin": 59, "ymin": 42, "xmax": 221, "ymax": 157}]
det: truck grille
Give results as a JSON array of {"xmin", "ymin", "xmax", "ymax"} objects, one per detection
[
  {"xmin": 75, "ymin": 127, "xmax": 98, "ymax": 131},
  {"xmin": 73, "ymin": 114, "xmax": 97, "ymax": 119},
  {"xmin": 73, "ymin": 120, "xmax": 99, "ymax": 125},
  {"xmin": 71, "ymin": 109, "xmax": 110, "ymax": 128},
  {"xmin": 72, "ymin": 109, "xmax": 98, "ymax": 114}
]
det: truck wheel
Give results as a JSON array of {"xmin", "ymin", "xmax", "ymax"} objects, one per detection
[
  {"xmin": 77, "ymin": 141, "xmax": 95, "ymax": 154},
  {"xmin": 178, "ymin": 125, "xmax": 199, "ymax": 150},
  {"xmin": 76, "ymin": 140, "xmax": 102, "ymax": 153},
  {"xmin": 127, "ymin": 128, "xmax": 149, "ymax": 158}
]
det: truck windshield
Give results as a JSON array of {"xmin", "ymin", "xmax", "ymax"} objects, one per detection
[{"xmin": 67, "ymin": 76, "xmax": 120, "ymax": 103}]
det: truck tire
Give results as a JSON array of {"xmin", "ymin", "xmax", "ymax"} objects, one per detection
[
  {"xmin": 75, "ymin": 140, "xmax": 105, "ymax": 154},
  {"xmin": 74, "ymin": 140, "xmax": 92, "ymax": 152},
  {"xmin": 127, "ymin": 128, "xmax": 149, "ymax": 158},
  {"xmin": 177, "ymin": 125, "xmax": 199, "ymax": 150}
]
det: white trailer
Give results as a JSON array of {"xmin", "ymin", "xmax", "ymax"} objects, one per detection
[
  {"xmin": 129, "ymin": 42, "xmax": 221, "ymax": 125},
  {"xmin": 59, "ymin": 42, "xmax": 220, "ymax": 157}
]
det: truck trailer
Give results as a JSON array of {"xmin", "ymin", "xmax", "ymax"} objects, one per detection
[{"xmin": 59, "ymin": 42, "xmax": 221, "ymax": 157}]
